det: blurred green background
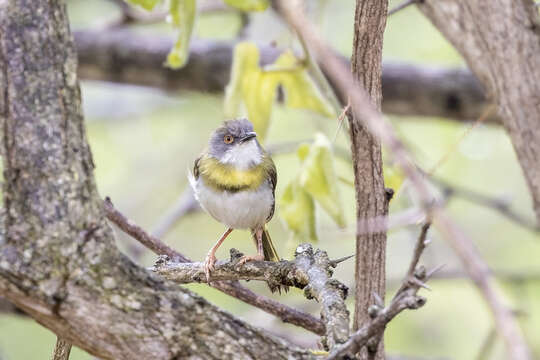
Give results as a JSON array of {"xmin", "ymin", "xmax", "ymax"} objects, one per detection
[{"xmin": 1, "ymin": 0, "xmax": 539, "ymax": 359}]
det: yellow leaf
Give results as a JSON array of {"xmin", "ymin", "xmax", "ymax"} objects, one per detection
[
  {"xmin": 279, "ymin": 179, "xmax": 317, "ymax": 244},
  {"xmin": 297, "ymin": 143, "xmax": 310, "ymax": 162},
  {"xmin": 224, "ymin": 43, "xmax": 260, "ymax": 118},
  {"xmin": 383, "ymin": 164, "xmax": 405, "ymax": 194},
  {"xmin": 125, "ymin": 0, "xmax": 160, "ymax": 11},
  {"xmin": 166, "ymin": 0, "xmax": 196, "ymax": 69},
  {"xmin": 299, "ymin": 133, "xmax": 346, "ymax": 227},
  {"xmin": 224, "ymin": 42, "xmax": 279, "ymax": 141},
  {"xmin": 274, "ymin": 51, "xmax": 336, "ymax": 118},
  {"xmin": 242, "ymin": 71, "xmax": 279, "ymax": 140},
  {"xmin": 223, "ymin": 0, "xmax": 269, "ymax": 11}
]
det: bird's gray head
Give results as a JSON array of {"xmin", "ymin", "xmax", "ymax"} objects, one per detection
[{"xmin": 208, "ymin": 119, "xmax": 263, "ymax": 168}]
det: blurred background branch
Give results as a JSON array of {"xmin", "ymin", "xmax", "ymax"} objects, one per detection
[{"xmin": 73, "ymin": 29, "xmax": 501, "ymax": 124}]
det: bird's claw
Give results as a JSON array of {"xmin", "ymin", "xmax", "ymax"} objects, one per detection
[
  {"xmin": 204, "ymin": 253, "xmax": 217, "ymax": 283},
  {"xmin": 237, "ymin": 254, "xmax": 265, "ymax": 267}
]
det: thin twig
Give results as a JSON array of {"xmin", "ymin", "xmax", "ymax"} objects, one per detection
[
  {"xmin": 150, "ymin": 189, "xmax": 200, "ymax": 239},
  {"xmin": 104, "ymin": 197, "xmax": 186, "ymax": 261},
  {"xmin": 476, "ymin": 327, "xmax": 497, "ymax": 360},
  {"xmin": 427, "ymin": 104, "xmax": 494, "ymax": 176},
  {"xmin": 332, "ymin": 102, "xmax": 350, "ymax": 143},
  {"xmin": 102, "ymin": 197, "xmax": 325, "ymax": 335},
  {"xmin": 387, "ymin": 268, "xmax": 540, "ymax": 289},
  {"xmin": 293, "ymin": 16, "xmax": 342, "ymax": 115},
  {"xmin": 433, "ymin": 177, "xmax": 540, "ymax": 233},
  {"xmin": 327, "ymin": 223, "xmax": 433, "ymax": 359},
  {"xmin": 51, "ymin": 337, "xmax": 72, "ymax": 360},
  {"xmin": 276, "ymin": 1, "xmax": 531, "ymax": 359},
  {"xmin": 388, "ymin": 0, "xmax": 418, "ymax": 16}
]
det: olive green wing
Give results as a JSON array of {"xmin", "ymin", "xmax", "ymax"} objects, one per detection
[
  {"xmin": 265, "ymin": 155, "xmax": 277, "ymax": 222},
  {"xmin": 193, "ymin": 155, "xmax": 202, "ymax": 180}
]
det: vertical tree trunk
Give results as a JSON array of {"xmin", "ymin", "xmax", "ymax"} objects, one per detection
[
  {"xmin": 349, "ymin": 1, "xmax": 389, "ymax": 359},
  {"xmin": 418, "ymin": 0, "xmax": 540, "ymax": 225}
]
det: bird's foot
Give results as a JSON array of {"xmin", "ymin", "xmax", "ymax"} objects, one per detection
[
  {"xmin": 237, "ymin": 254, "xmax": 265, "ymax": 267},
  {"xmin": 203, "ymin": 252, "xmax": 217, "ymax": 283}
]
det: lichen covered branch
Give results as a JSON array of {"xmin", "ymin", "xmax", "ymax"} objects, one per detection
[{"xmin": 152, "ymin": 243, "xmax": 350, "ymax": 349}]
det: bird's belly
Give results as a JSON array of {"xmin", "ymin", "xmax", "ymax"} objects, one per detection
[{"xmin": 193, "ymin": 179, "xmax": 273, "ymax": 230}]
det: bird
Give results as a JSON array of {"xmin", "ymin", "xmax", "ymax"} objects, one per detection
[{"xmin": 189, "ymin": 118, "xmax": 284, "ymax": 292}]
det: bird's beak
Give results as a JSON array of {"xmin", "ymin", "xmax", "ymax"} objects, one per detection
[{"xmin": 240, "ymin": 131, "xmax": 257, "ymax": 143}]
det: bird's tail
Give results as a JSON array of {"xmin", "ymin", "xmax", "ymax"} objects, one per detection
[
  {"xmin": 253, "ymin": 226, "xmax": 288, "ymax": 293},
  {"xmin": 261, "ymin": 227, "xmax": 280, "ymax": 262}
]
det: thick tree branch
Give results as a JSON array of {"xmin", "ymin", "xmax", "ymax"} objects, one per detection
[
  {"xmin": 418, "ymin": 0, "xmax": 540, "ymax": 225},
  {"xmin": 72, "ymin": 29, "xmax": 500, "ymax": 124},
  {"xmin": 153, "ymin": 244, "xmax": 350, "ymax": 349},
  {"xmin": 276, "ymin": 1, "xmax": 531, "ymax": 359}
]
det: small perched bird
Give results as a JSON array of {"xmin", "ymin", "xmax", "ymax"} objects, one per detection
[{"xmin": 189, "ymin": 119, "xmax": 283, "ymax": 291}]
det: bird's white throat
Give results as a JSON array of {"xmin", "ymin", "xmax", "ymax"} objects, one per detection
[{"xmin": 219, "ymin": 140, "xmax": 262, "ymax": 170}]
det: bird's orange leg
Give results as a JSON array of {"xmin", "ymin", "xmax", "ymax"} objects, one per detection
[
  {"xmin": 238, "ymin": 227, "xmax": 265, "ymax": 266},
  {"xmin": 204, "ymin": 228, "xmax": 233, "ymax": 283}
]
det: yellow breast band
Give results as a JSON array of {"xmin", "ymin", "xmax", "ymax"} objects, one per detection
[{"xmin": 198, "ymin": 156, "xmax": 267, "ymax": 192}]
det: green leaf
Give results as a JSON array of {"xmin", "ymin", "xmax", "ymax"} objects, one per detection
[
  {"xmin": 299, "ymin": 133, "xmax": 346, "ymax": 227},
  {"xmin": 124, "ymin": 0, "xmax": 161, "ymax": 11},
  {"xmin": 279, "ymin": 179, "xmax": 317, "ymax": 243},
  {"xmin": 223, "ymin": 0, "xmax": 269, "ymax": 12},
  {"xmin": 274, "ymin": 51, "xmax": 336, "ymax": 118},
  {"xmin": 166, "ymin": 0, "xmax": 197, "ymax": 69}
]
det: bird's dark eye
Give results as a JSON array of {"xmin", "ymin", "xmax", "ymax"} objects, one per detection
[{"xmin": 223, "ymin": 134, "xmax": 234, "ymax": 144}]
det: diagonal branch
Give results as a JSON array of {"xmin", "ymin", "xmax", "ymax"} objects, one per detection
[
  {"xmin": 102, "ymin": 198, "xmax": 326, "ymax": 336},
  {"xmin": 276, "ymin": 1, "xmax": 531, "ymax": 359},
  {"xmin": 432, "ymin": 177, "xmax": 540, "ymax": 233},
  {"xmin": 327, "ymin": 223, "xmax": 433, "ymax": 359}
]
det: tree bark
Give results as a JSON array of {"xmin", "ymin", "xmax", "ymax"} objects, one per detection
[
  {"xmin": 349, "ymin": 1, "xmax": 388, "ymax": 359},
  {"xmin": 0, "ymin": 1, "xmax": 311, "ymax": 359},
  {"xmin": 418, "ymin": 0, "xmax": 540, "ymax": 224},
  {"xmin": 72, "ymin": 29, "xmax": 500, "ymax": 124}
]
